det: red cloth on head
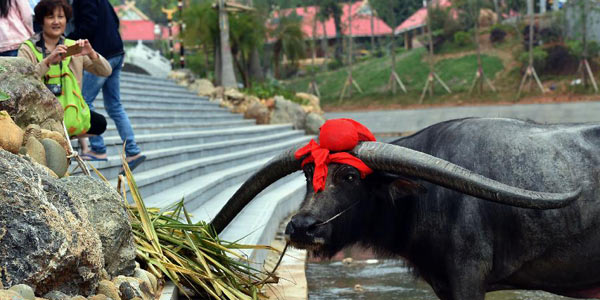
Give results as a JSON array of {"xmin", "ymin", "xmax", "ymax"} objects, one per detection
[{"xmin": 295, "ymin": 119, "xmax": 376, "ymax": 193}]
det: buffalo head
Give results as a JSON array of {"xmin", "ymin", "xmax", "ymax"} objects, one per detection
[{"xmin": 210, "ymin": 142, "xmax": 581, "ymax": 255}]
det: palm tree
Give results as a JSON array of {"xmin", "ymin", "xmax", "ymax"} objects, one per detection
[
  {"xmin": 271, "ymin": 12, "xmax": 305, "ymax": 78},
  {"xmin": 218, "ymin": 0, "xmax": 238, "ymax": 88},
  {"xmin": 318, "ymin": 0, "xmax": 343, "ymax": 62}
]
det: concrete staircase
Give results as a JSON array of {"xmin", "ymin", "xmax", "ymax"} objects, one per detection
[{"xmin": 75, "ymin": 72, "xmax": 310, "ymax": 267}]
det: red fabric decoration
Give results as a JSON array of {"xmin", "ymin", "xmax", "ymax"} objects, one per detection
[{"xmin": 295, "ymin": 119, "xmax": 376, "ymax": 193}]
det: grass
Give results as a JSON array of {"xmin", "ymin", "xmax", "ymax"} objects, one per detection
[
  {"xmin": 284, "ymin": 48, "xmax": 505, "ymax": 108},
  {"xmin": 90, "ymin": 152, "xmax": 277, "ymax": 300}
]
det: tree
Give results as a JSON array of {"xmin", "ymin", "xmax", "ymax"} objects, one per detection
[
  {"xmin": 229, "ymin": 10, "xmax": 265, "ymax": 87},
  {"xmin": 271, "ymin": 12, "xmax": 305, "ymax": 78},
  {"xmin": 218, "ymin": 0, "xmax": 238, "ymax": 88},
  {"xmin": 318, "ymin": 0, "xmax": 343, "ymax": 62}
]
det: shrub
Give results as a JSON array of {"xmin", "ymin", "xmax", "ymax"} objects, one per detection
[
  {"xmin": 519, "ymin": 46, "xmax": 548, "ymax": 71},
  {"xmin": 242, "ymin": 80, "xmax": 305, "ymax": 104},
  {"xmin": 490, "ymin": 27, "xmax": 507, "ymax": 44},
  {"xmin": 454, "ymin": 31, "xmax": 472, "ymax": 47},
  {"xmin": 566, "ymin": 40, "xmax": 600, "ymax": 58},
  {"xmin": 327, "ymin": 58, "xmax": 343, "ymax": 71},
  {"xmin": 543, "ymin": 44, "xmax": 578, "ymax": 75}
]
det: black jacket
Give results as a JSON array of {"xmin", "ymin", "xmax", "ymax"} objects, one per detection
[{"xmin": 67, "ymin": 0, "xmax": 124, "ymax": 59}]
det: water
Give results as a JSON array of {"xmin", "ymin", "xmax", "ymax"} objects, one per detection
[{"xmin": 307, "ymin": 259, "xmax": 584, "ymax": 300}]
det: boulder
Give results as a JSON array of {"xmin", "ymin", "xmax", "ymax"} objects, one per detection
[
  {"xmin": 40, "ymin": 129, "xmax": 69, "ymax": 154},
  {"xmin": 41, "ymin": 138, "xmax": 68, "ymax": 178},
  {"xmin": 167, "ymin": 69, "xmax": 195, "ymax": 86},
  {"xmin": 0, "ymin": 290, "xmax": 24, "ymax": 300},
  {"xmin": 224, "ymin": 88, "xmax": 245, "ymax": 103},
  {"xmin": 0, "ymin": 111, "xmax": 24, "ymax": 154},
  {"xmin": 0, "ymin": 150, "xmax": 104, "ymax": 296},
  {"xmin": 304, "ymin": 112, "xmax": 326, "ymax": 135},
  {"xmin": 188, "ymin": 79, "xmax": 215, "ymax": 97},
  {"xmin": 295, "ymin": 92, "xmax": 323, "ymax": 114},
  {"xmin": 8, "ymin": 284, "xmax": 35, "ymax": 300},
  {"xmin": 270, "ymin": 96, "xmax": 306, "ymax": 130},
  {"xmin": 24, "ymin": 136, "xmax": 47, "ymax": 166},
  {"xmin": 0, "ymin": 58, "xmax": 63, "ymax": 133},
  {"xmin": 96, "ymin": 280, "xmax": 121, "ymax": 300},
  {"xmin": 244, "ymin": 102, "xmax": 270, "ymax": 124},
  {"xmin": 55, "ymin": 176, "xmax": 136, "ymax": 278}
]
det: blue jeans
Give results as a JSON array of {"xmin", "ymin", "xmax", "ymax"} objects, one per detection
[
  {"xmin": 83, "ymin": 54, "xmax": 141, "ymax": 157},
  {"xmin": 0, "ymin": 49, "xmax": 18, "ymax": 56}
]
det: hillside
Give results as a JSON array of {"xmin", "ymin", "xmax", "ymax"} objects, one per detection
[{"xmin": 283, "ymin": 31, "xmax": 599, "ymax": 111}]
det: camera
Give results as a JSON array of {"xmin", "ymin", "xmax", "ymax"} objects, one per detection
[{"xmin": 46, "ymin": 84, "xmax": 62, "ymax": 96}]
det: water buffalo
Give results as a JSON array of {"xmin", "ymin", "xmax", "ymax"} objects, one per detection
[{"xmin": 211, "ymin": 117, "xmax": 600, "ymax": 300}]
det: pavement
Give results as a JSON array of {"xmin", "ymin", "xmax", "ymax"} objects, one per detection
[{"xmin": 325, "ymin": 101, "xmax": 600, "ymax": 135}]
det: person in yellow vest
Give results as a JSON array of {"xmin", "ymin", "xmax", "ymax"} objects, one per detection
[{"xmin": 18, "ymin": 0, "xmax": 111, "ymax": 139}]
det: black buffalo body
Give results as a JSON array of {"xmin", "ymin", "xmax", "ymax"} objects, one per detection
[{"xmin": 212, "ymin": 118, "xmax": 600, "ymax": 300}]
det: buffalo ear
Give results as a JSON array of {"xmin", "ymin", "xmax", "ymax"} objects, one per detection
[{"xmin": 389, "ymin": 177, "xmax": 427, "ymax": 200}]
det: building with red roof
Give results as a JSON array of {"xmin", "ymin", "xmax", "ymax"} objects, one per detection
[
  {"xmin": 270, "ymin": 1, "xmax": 392, "ymax": 56},
  {"xmin": 115, "ymin": 1, "xmax": 180, "ymax": 49},
  {"xmin": 394, "ymin": 0, "xmax": 452, "ymax": 49}
]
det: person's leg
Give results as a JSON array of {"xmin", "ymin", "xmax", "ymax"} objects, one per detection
[
  {"xmin": 101, "ymin": 54, "xmax": 143, "ymax": 162},
  {"xmin": 80, "ymin": 111, "xmax": 108, "ymax": 161},
  {"xmin": 82, "ymin": 70, "xmax": 109, "ymax": 156},
  {"xmin": 0, "ymin": 49, "xmax": 19, "ymax": 56}
]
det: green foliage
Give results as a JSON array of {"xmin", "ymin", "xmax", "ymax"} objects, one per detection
[
  {"xmin": 242, "ymin": 80, "xmax": 305, "ymax": 104},
  {"xmin": 518, "ymin": 46, "xmax": 548, "ymax": 70},
  {"xmin": 271, "ymin": 12, "xmax": 306, "ymax": 76},
  {"xmin": 429, "ymin": 5, "xmax": 462, "ymax": 40},
  {"xmin": 566, "ymin": 40, "xmax": 600, "ymax": 58},
  {"xmin": 454, "ymin": 31, "xmax": 472, "ymax": 47},
  {"xmin": 284, "ymin": 49, "xmax": 504, "ymax": 106},
  {"xmin": 370, "ymin": 0, "xmax": 422, "ymax": 28},
  {"xmin": 327, "ymin": 58, "xmax": 343, "ymax": 71},
  {"xmin": 183, "ymin": 2, "xmax": 218, "ymax": 50}
]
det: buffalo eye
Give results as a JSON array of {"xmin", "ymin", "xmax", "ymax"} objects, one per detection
[{"xmin": 345, "ymin": 174, "xmax": 355, "ymax": 182}]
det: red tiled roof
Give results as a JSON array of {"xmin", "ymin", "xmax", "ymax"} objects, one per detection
[
  {"xmin": 272, "ymin": 1, "xmax": 393, "ymax": 40},
  {"xmin": 394, "ymin": 0, "xmax": 452, "ymax": 34},
  {"xmin": 120, "ymin": 20, "xmax": 156, "ymax": 41}
]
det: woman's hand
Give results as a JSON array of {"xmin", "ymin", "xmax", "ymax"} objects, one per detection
[
  {"xmin": 43, "ymin": 45, "xmax": 67, "ymax": 66},
  {"xmin": 77, "ymin": 39, "xmax": 98, "ymax": 60}
]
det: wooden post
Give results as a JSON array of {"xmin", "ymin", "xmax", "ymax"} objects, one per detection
[
  {"xmin": 339, "ymin": 3, "xmax": 362, "ymax": 102},
  {"xmin": 516, "ymin": 0, "xmax": 545, "ymax": 99},
  {"xmin": 469, "ymin": 0, "xmax": 497, "ymax": 95},
  {"xmin": 420, "ymin": 0, "xmax": 452, "ymax": 103}
]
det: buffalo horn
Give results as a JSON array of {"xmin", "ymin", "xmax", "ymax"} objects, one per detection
[
  {"xmin": 351, "ymin": 142, "xmax": 580, "ymax": 209},
  {"xmin": 210, "ymin": 146, "xmax": 303, "ymax": 234}
]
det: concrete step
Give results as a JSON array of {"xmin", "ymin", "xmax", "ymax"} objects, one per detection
[
  {"xmin": 83, "ymin": 130, "xmax": 308, "ymax": 182},
  {"xmin": 93, "ymin": 106, "xmax": 227, "ymax": 119},
  {"xmin": 92, "ymin": 96, "xmax": 219, "ymax": 110},
  {"xmin": 75, "ymin": 124, "xmax": 296, "ymax": 154},
  {"xmin": 120, "ymin": 72, "xmax": 180, "ymax": 86},
  {"xmin": 120, "ymin": 82, "xmax": 197, "ymax": 95},
  {"xmin": 103, "ymin": 119, "xmax": 256, "ymax": 135},
  {"xmin": 100, "ymin": 111, "xmax": 242, "ymax": 125},
  {"xmin": 140, "ymin": 136, "xmax": 311, "ymax": 210},
  {"xmin": 96, "ymin": 89, "xmax": 207, "ymax": 102}
]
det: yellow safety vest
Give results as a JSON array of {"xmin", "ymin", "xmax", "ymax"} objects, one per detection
[{"xmin": 24, "ymin": 39, "xmax": 91, "ymax": 137}]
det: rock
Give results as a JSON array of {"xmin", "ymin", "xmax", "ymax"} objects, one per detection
[
  {"xmin": 188, "ymin": 79, "xmax": 215, "ymax": 97},
  {"xmin": 87, "ymin": 295, "xmax": 109, "ymax": 300},
  {"xmin": 23, "ymin": 124, "xmax": 42, "ymax": 142},
  {"xmin": 43, "ymin": 291, "xmax": 70, "ymax": 300},
  {"xmin": 40, "ymin": 129, "xmax": 69, "ymax": 154},
  {"xmin": 295, "ymin": 92, "xmax": 323, "ymax": 114},
  {"xmin": 211, "ymin": 86, "xmax": 224, "ymax": 99},
  {"xmin": 167, "ymin": 69, "xmax": 195, "ymax": 86},
  {"xmin": 0, "ymin": 58, "xmax": 64, "ymax": 132},
  {"xmin": 9, "ymin": 285, "xmax": 35, "ymax": 300},
  {"xmin": 342, "ymin": 257, "xmax": 353, "ymax": 265},
  {"xmin": 0, "ymin": 290, "xmax": 25, "ymax": 300},
  {"xmin": 353, "ymin": 284, "xmax": 364, "ymax": 292},
  {"xmin": 269, "ymin": 96, "xmax": 306, "ymax": 130},
  {"xmin": 41, "ymin": 138, "xmax": 68, "ymax": 178},
  {"xmin": 304, "ymin": 113, "xmax": 326, "ymax": 135},
  {"xmin": 133, "ymin": 269, "xmax": 150, "ymax": 292},
  {"xmin": 224, "ymin": 88, "xmax": 244, "ymax": 103},
  {"xmin": 0, "ymin": 111, "xmax": 24, "ymax": 154},
  {"xmin": 141, "ymin": 271, "xmax": 157, "ymax": 292},
  {"xmin": 24, "ymin": 137, "xmax": 47, "ymax": 166},
  {"xmin": 116, "ymin": 280, "xmax": 141, "ymax": 300},
  {"xmin": 244, "ymin": 102, "xmax": 270, "ymax": 124},
  {"xmin": 0, "ymin": 149, "xmax": 104, "ymax": 296},
  {"xmin": 97, "ymin": 280, "xmax": 120, "ymax": 300},
  {"xmin": 55, "ymin": 176, "xmax": 136, "ymax": 277},
  {"xmin": 71, "ymin": 296, "xmax": 86, "ymax": 300}
]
